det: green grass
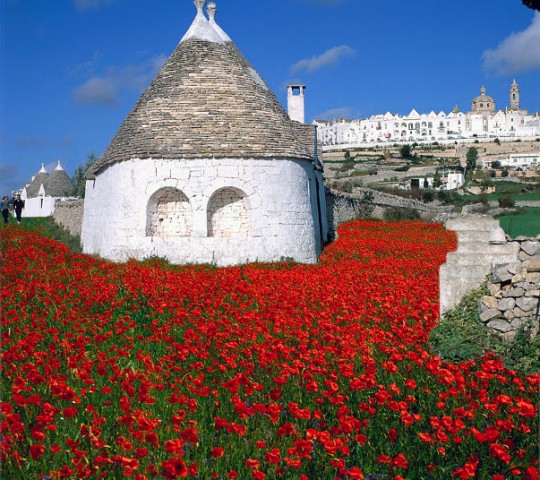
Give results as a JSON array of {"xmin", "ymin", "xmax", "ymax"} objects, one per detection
[
  {"xmin": 461, "ymin": 181, "xmax": 540, "ymax": 203},
  {"xmin": 498, "ymin": 207, "xmax": 540, "ymax": 238},
  {"xmin": 430, "ymin": 283, "xmax": 540, "ymax": 374},
  {"xmin": 1, "ymin": 217, "xmax": 82, "ymax": 252}
]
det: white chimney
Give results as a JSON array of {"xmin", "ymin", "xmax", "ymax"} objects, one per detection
[{"xmin": 287, "ymin": 84, "xmax": 306, "ymax": 123}]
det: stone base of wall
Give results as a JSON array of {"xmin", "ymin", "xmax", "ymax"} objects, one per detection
[
  {"xmin": 440, "ymin": 214, "xmax": 539, "ymax": 340},
  {"xmin": 479, "ymin": 240, "xmax": 540, "ymax": 340},
  {"xmin": 52, "ymin": 199, "xmax": 84, "ymax": 238}
]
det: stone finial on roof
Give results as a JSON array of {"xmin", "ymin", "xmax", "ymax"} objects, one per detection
[
  {"xmin": 39, "ymin": 163, "xmax": 47, "ymax": 173},
  {"xmin": 181, "ymin": 0, "xmax": 224, "ymax": 44},
  {"xmin": 55, "ymin": 160, "xmax": 64, "ymax": 171},
  {"xmin": 207, "ymin": 2, "xmax": 232, "ymax": 42}
]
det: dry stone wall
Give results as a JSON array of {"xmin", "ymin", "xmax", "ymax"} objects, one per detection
[
  {"xmin": 479, "ymin": 239, "xmax": 540, "ymax": 339},
  {"xmin": 326, "ymin": 187, "xmax": 453, "ymax": 239},
  {"xmin": 440, "ymin": 214, "xmax": 539, "ymax": 339},
  {"xmin": 52, "ymin": 200, "xmax": 84, "ymax": 238}
]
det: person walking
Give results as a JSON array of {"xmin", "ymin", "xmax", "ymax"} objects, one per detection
[
  {"xmin": 1, "ymin": 196, "xmax": 9, "ymax": 224},
  {"xmin": 13, "ymin": 194, "xmax": 24, "ymax": 223}
]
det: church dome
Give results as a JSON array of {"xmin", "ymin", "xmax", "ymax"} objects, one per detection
[
  {"xmin": 45, "ymin": 161, "xmax": 75, "ymax": 197},
  {"xmin": 471, "ymin": 86, "xmax": 495, "ymax": 113},
  {"xmin": 87, "ymin": 0, "xmax": 314, "ymax": 178},
  {"xmin": 26, "ymin": 164, "xmax": 50, "ymax": 198}
]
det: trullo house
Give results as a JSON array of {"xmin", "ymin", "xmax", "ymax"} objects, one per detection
[{"xmin": 81, "ymin": 0, "xmax": 327, "ymax": 266}]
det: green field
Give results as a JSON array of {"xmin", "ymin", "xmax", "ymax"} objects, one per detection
[{"xmin": 498, "ymin": 207, "xmax": 540, "ymax": 238}]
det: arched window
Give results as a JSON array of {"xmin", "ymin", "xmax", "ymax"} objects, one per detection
[
  {"xmin": 146, "ymin": 188, "xmax": 192, "ymax": 237},
  {"xmin": 207, "ymin": 188, "xmax": 250, "ymax": 238}
]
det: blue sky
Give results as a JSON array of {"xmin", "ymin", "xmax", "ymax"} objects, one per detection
[{"xmin": 1, "ymin": 0, "xmax": 540, "ymax": 194}]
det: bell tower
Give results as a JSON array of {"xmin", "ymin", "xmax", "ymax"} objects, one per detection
[{"xmin": 509, "ymin": 79, "xmax": 520, "ymax": 111}]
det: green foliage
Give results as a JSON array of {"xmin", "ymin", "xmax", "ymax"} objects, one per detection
[
  {"xmin": 399, "ymin": 144, "xmax": 412, "ymax": 159},
  {"xmin": 502, "ymin": 169, "xmax": 509, "ymax": 177},
  {"xmin": 498, "ymin": 207, "xmax": 540, "ymax": 238},
  {"xmin": 339, "ymin": 162, "xmax": 355, "ymax": 172},
  {"xmin": 498, "ymin": 194, "xmax": 515, "ymax": 209},
  {"xmin": 16, "ymin": 217, "xmax": 82, "ymax": 252},
  {"xmin": 465, "ymin": 147, "xmax": 478, "ymax": 173},
  {"xmin": 491, "ymin": 160, "xmax": 502, "ymax": 169},
  {"xmin": 72, "ymin": 152, "xmax": 98, "ymax": 198},
  {"xmin": 478, "ymin": 193, "xmax": 489, "ymax": 207},
  {"xmin": 430, "ymin": 284, "xmax": 540, "ymax": 374},
  {"xmin": 358, "ymin": 190, "xmax": 375, "ymax": 218},
  {"xmin": 383, "ymin": 206, "xmax": 420, "ymax": 221},
  {"xmin": 421, "ymin": 189, "xmax": 435, "ymax": 203},
  {"xmin": 430, "ymin": 284, "xmax": 495, "ymax": 362},
  {"xmin": 432, "ymin": 171, "xmax": 442, "ymax": 188}
]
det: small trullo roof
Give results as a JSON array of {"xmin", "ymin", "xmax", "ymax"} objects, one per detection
[
  {"xmin": 87, "ymin": 0, "xmax": 315, "ymax": 178},
  {"xmin": 26, "ymin": 163, "xmax": 49, "ymax": 198},
  {"xmin": 45, "ymin": 161, "xmax": 75, "ymax": 197}
]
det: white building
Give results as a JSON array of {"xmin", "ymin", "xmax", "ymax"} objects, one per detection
[
  {"xmin": 446, "ymin": 172, "xmax": 465, "ymax": 190},
  {"xmin": 20, "ymin": 161, "xmax": 74, "ymax": 217},
  {"xmin": 480, "ymin": 152, "xmax": 540, "ymax": 170},
  {"xmin": 315, "ymin": 81, "xmax": 540, "ymax": 148},
  {"xmin": 82, "ymin": 1, "xmax": 327, "ymax": 266}
]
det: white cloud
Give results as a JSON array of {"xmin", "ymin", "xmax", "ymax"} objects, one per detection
[
  {"xmin": 73, "ymin": 54, "xmax": 167, "ymax": 106},
  {"xmin": 314, "ymin": 107, "xmax": 357, "ymax": 121},
  {"xmin": 483, "ymin": 12, "xmax": 540, "ymax": 75},
  {"xmin": 290, "ymin": 45, "xmax": 356, "ymax": 74},
  {"xmin": 74, "ymin": 0, "xmax": 116, "ymax": 11},
  {"xmin": 74, "ymin": 77, "xmax": 118, "ymax": 106}
]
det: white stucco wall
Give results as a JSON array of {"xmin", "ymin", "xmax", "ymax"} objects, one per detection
[
  {"xmin": 81, "ymin": 158, "xmax": 323, "ymax": 266},
  {"xmin": 22, "ymin": 196, "xmax": 57, "ymax": 217}
]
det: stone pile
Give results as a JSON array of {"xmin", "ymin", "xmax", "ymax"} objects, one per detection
[{"xmin": 480, "ymin": 238, "xmax": 540, "ymax": 339}]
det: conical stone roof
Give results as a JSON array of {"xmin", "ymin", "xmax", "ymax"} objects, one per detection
[
  {"xmin": 45, "ymin": 161, "xmax": 75, "ymax": 197},
  {"xmin": 26, "ymin": 164, "xmax": 50, "ymax": 198},
  {"xmin": 87, "ymin": 1, "xmax": 315, "ymax": 178}
]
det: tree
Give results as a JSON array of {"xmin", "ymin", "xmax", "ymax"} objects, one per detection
[
  {"xmin": 522, "ymin": 0, "xmax": 540, "ymax": 11},
  {"xmin": 433, "ymin": 171, "xmax": 443, "ymax": 189},
  {"xmin": 400, "ymin": 144, "xmax": 412, "ymax": 159},
  {"xmin": 491, "ymin": 160, "xmax": 502, "ymax": 169},
  {"xmin": 72, "ymin": 152, "xmax": 98, "ymax": 198},
  {"xmin": 466, "ymin": 147, "xmax": 478, "ymax": 173}
]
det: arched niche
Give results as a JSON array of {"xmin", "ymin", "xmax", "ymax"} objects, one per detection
[
  {"xmin": 146, "ymin": 187, "xmax": 192, "ymax": 237},
  {"xmin": 207, "ymin": 187, "xmax": 250, "ymax": 238}
]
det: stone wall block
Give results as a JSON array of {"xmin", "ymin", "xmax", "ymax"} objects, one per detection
[
  {"xmin": 506, "ymin": 262, "xmax": 522, "ymax": 275},
  {"xmin": 504, "ymin": 310, "xmax": 515, "ymax": 321},
  {"xmin": 481, "ymin": 296, "xmax": 498, "ymax": 310},
  {"xmin": 513, "ymin": 307, "xmax": 531, "ymax": 318},
  {"xmin": 525, "ymin": 290, "xmax": 540, "ymax": 298},
  {"xmin": 510, "ymin": 318, "xmax": 526, "ymax": 329},
  {"xmin": 488, "ymin": 283, "xmax": 501, "ymax": 296},
  {"xmin": 525, "ymin": 272, "xmax": 540, "ymax": 283},
  {"xmin": 519, "ymin": 251, "xmax": 532, "ymax": 261},
  {"xmin": 487, "ymin": 319, "xmax": 512, "ymax": 333},
  {"xmin": 516, "ymin": 297, "xmax": 538, "ymax": 313},
  {"xmin": 491, "ymin": 265, "xmax": 513, "ymax": 283},
  {"xmin": 480, "ymin": 308, "xmax": 503, "ymax": 323},
  {"xmin": 527, "ymin": 256, "xmax": 540, "ymax": 272},
  {"xmin": 499, "ymin": 297, "xmax": 516, "ymax": 311},
  {"xmin": 521, "ymin": 241, "xmax": 539, "ymax": 256},
  {"xmin": 504, "ymin": 287, "xmax": 525, "ymax": 298}
]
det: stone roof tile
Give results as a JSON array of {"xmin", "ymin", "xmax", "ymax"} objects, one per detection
[{"xmin": 87, "ymin": 7, "xmax": 314, "ymax": 178}]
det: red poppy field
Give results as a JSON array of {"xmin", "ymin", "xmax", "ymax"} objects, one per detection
[{"xmin": 1, "ymin": 220, "xmax": 538, "ymax": 480}]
